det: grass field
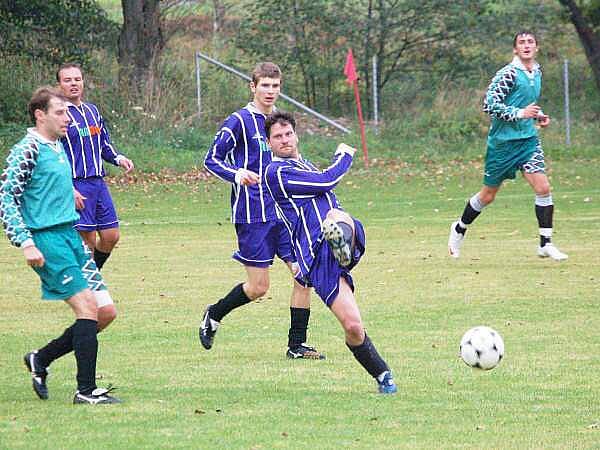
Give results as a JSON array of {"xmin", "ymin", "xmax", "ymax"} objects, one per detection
[{"xmin": 1, "ymin": 156, "xmax": 599, "ymax": 449}]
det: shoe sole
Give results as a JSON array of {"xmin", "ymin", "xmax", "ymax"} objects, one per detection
[
  {"xmin": 322, "ymin": 219, "xmax": 351, "ymax": 267},
  {"xmin": 286, "ymin": 351, "xmax": 326, "ymax": 360}
]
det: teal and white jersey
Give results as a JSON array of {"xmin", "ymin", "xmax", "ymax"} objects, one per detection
[
  {"xmin": 0, "ymin": 129, "xmax": 79, "ymax": 247},
  {"xmin": 483, "ymin": 56, "xmax": 542, "ymax": 144}
]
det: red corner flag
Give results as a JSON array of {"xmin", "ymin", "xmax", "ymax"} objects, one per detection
[
  {"xmin": 344, "ymin": 49, "xmax": 368, "ymax": 166},
  {"xmin": 344, "ymin": 49, "xmax": 358, "ymax": 85}
]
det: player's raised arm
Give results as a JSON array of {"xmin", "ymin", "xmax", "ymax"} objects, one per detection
[{"xmin": 283, "ymin": 148, "xmax": 355, "ymax": 196}]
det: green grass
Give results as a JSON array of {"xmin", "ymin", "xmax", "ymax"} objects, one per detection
[{"xmin": 1, "ymin": 157, "xmax": 599, "ymax": 449}]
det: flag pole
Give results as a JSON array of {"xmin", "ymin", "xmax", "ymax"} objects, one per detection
[
  {"xmin": 352, "ymin": 80, "xmax": 369, "ymax": 167},
  {"xmin": 344, "ymin": 49, "xmax": 369, "ymax": 167}
]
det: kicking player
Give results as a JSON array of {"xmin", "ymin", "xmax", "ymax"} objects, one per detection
[
  {"xmin": 201, "ymin": 62, "xmax": 323, "ymax": 359},
  {"xmin": 0, "ymin": 86, "xmax": 120, "ymax": 404},
  {"xmin": 448, "ymin": 30, "xmax": 567, "ymax": 261},
  {"xmin": 264, "ymin": 111, "xmax": 397, "ymax": 394}
]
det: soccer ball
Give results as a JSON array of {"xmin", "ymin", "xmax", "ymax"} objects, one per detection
[{"xmin": 460, "ymin": 326, "xmax": 504, "ymax": 370}]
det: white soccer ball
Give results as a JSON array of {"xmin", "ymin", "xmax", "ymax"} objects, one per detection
[{"xmin": 460, "ymin": 326, "xmax": 504, "ymax": 370}]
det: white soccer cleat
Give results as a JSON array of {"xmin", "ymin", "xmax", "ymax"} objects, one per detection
[
  {"xmin": 537, "ymin": 243, "xmax": 568, "ymax": 261},
  {"xmin": 448, "ymin": 221, "xmax": 465, "ymax": 258}
]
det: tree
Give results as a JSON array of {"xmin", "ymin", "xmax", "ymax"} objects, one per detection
[
  {"xmin": 118, "ymin": 0, "xmax": 165, "ymax": 95},
  {"xmin": 559, "ymin": 0, "xmax": 600, "ymax": 92},
  {"xmin": 0, "ymin": 0, "xmax": 117, "ymax": 66}
]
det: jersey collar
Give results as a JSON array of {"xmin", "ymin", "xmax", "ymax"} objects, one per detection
[
  {"xmin": 511, "ymin": 56, "xmax": 540, "ymax": 73},
  {"xmin": 245, "ymin": 102, "xmax": 277, "ymax": 116},
  {"xmin": 27, "ymin": 128, "xmax": 61, "ymax": 146}
]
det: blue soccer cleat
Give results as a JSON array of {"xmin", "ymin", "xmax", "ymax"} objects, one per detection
[{"xmin": 377, "ymin": 371, "xmax": 398, "ymax": 394}]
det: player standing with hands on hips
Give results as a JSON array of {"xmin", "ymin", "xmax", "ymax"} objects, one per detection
[
  {"xmin": 0, "ymin": 87, "xmax": 120, "ymax": 404},
  {"xmin": 264, "ymin": 111, "xmax": 397, "ymax": 394},
  {"xmin": 448, "ymin": 30, "xmax": 568, "ymax": 261},
  {"xmin": 201, "ymin": 62, "xmax": 323, "ymax": 360}
]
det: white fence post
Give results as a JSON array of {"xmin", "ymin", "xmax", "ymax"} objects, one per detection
[
  {"xmin": 372, "ymin": 55, "xmax": 379, "ymax": 135},
  {"xmin": 564, "ymin": 59, "xmax": 571, "ymax": 146}
]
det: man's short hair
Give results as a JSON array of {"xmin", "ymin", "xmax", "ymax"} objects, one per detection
[
  {"xmin": 265, "ymin": 111, "xmax": 296, "ymax": 138},
  {"xmin": 251, "ymin": 62, "xmax": 282, "ymax": 85},
  {"xmin": 513, "ymin": 30, "xmax": 538, "ymax": 47},
  {"xmin": 28, "ymin": 86, "xmax": 67, "ymax": 123},
  {"xmin": 56, "ymin": 62, "xmax": 83, "ymax": 82}
]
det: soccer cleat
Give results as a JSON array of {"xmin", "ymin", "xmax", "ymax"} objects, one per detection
[
  {"xmin": 322, "ymin": 218, "xmax": 352, "ymax": 267},
  {"xmin": 199, "ymin": 306, "xmax": 220, "ymax": 350},
  {"xmin": 73, "ymin": 386, "xmax": 121, "ymax": 405},
  {"xmin": 286, "ymin": 343, "xmax": 326, "ymax": 360},
  {"xmin": 23, "ymin": 351, "xmax": 49, "ymax": 400},
  {"xmin": 448, "ymin": 221, "xmax": 465, "ymax": 258},
  {"xmin": 377, "ymin": 371, "xmax": 398, "ymax": 394},
  {"xmin": 537, "ymin": 243, "xmax": 568, "ymax": 261}
]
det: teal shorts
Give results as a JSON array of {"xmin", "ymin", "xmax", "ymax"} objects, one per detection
[
  {"xmin": 483, "ymin": 136, "xmax": 545, "ymax": 187},
  {"xmin": 31, "ymin": 223, "xmax": 106, "ymax": 300}
]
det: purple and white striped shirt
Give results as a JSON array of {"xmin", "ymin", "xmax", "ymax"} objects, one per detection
[
  {"xmin": 204, "ymin": 103, "xmax": 278, "ymax": 224},
  {"xmin": 61, "ymin": 101, "xmax": 122, "ymax": 179},
  {"xmin": 264, "ymin": 150, "xmax": 354, "ymax": 276}
]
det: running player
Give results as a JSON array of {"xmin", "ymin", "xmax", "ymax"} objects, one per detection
[
  {"xmin": 448, "ymin": 30, "xmax": 567, "ymax": 261},
  {"xmin": 201, "ymin": 62, "xmax": 323, "ymax": 359}
]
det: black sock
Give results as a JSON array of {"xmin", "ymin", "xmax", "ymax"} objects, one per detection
[
  {"xmin": 346, "ymin": 334, "xmax": 389, "ymax": 379},
  {"xmin": 288, "ymin": 307, "xmax": 310, "ymax": 348},
  {"xmin": 209, "ymin": 283, "xmax": 251, "ymax": 322},
  {"xmin": 94, "ymin": 249, "xmax": 111, "ymax": 270},
  {"xmin": 72, "ymin": 319, "xmax": 98, "ymax": 395},
  {"xmin": 535, "ymin": 204, "xmax": 554, "ymax": 247},
  {"xmin": 460, "ymin": 202, "xmax": 481, "ymax": 228},
  {"xmin": 36, "ymin": 324, "xmax": 75, "ymax": 367}
]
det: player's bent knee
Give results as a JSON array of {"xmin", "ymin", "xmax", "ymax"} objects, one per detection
[
  {"xmin": 246, "ymin": 281, "xmax": 269, "ymax": 300},
  {"xmin": 343, "ymin": 321, "xmax": 364, "ymax": 342},
  {"xmin": 97, "ymin": 305, "xmax": 117, "ymax": 331}
]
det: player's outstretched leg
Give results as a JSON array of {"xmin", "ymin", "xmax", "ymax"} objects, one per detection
[
  {"xmin": 331, "ymin": 278, "xmax": 397, "ymax": 394},
  {"xmin": 23, "ymin": 351, "xmax": 49, "ymax": 400}
]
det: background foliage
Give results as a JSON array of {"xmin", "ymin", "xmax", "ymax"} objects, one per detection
[{"xmin": 0, "ymin": 0, "xmax": 598, "ymax": 168}]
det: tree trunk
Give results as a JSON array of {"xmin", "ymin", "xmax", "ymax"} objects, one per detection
[
  {"xmin": 559, "ymin": 0, "xmax": 600, "ymax": 92},
  {"xmin": 118, "ymin": 0, "xmax": 164, "ymax": 96},
  {"xmin": 212, "ymin": 0, "xmax": 226, "ymax": 34}
]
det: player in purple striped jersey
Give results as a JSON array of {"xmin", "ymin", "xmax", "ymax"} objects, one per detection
[
  {"xmin": 201, "ymin": 62, "xmax": 323, "ymax": 359},
  {"xmin": 57, "ymin": 63, "xmax": 134, "ymax": 331},
  {"xmin": 264, "ymin": 111, "xmax": 397, "ymax": 394}
]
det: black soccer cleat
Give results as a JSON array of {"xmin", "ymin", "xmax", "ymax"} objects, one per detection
[
  {"xmin": 286, "ymin": 343, "xmax": 326, "ymax": 360},
  {"xmin": 73, "ymin": 385, "xmax": 121, "ymax": 405},
  {"xmin": 199, "ymin": 306, "xmax": 220, "ymax": 350},
  {"xmin": 23, "ymin": 351, "xmax": 49, "ymax": 400}
]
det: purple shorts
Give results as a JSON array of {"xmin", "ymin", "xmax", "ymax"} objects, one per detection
[
  {"xmin": 233, "ymin": 220, "xmax": 294, "ymax": 268},
  {"xmin": 73, "ymin": 177, "xmax": 119, "ymax": 231},
  {"xmin": 297, "ymin": 218, "xmax": 366, "ymax": 306}
]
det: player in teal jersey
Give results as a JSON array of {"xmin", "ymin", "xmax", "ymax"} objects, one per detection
[
  {"xmin": 0, "ymin": 87, "xmax": 120, "ymax": 404},
  {"xmin": 448, "ymin": 31, "xmax": 567, "ymax": 261}
]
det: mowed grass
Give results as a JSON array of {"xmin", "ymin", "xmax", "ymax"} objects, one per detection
[{"xmin": 0, "ymin": 156, "xmax": 599, "ymax": 449}]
